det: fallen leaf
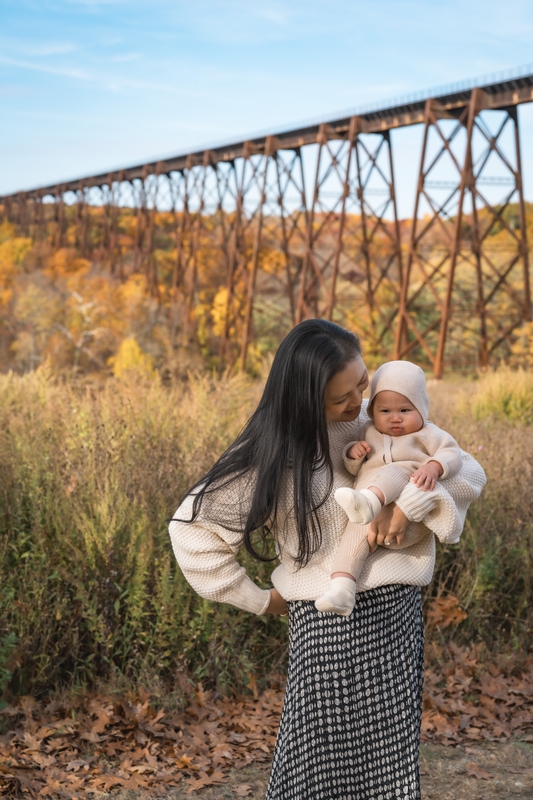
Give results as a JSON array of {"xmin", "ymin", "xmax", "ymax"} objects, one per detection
[
  {"xmin": 79, "ymin": 731, "xmax": 104, "ymax": 743},
  {"xmin": 426, "ymin": 596, "xmax": 467, "ymax": 629},
  {"xmin": 65, "ymin": 760, "xmax": 88, "ymax": 772},
  {"xmin": 184, "ymin": 770, "xmax": 227, "ymax": 794},
  {"xmin": 176, "ymin": 755, "xmax": 193, "ymax": 769},
  {"xmin": 1, "ymin": 648, "xmax": 532, "ymax": 797},
  {"xmin": 466, "ymin": 762, "xmax": 494, "ymax": 780}
]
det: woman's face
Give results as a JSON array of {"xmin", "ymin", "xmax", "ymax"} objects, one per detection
[{"xmin": 324, "ymin": 357, "xmax": 369, "ymax": 422}]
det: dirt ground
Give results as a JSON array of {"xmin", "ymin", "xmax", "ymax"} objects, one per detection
[{"xmin": 109, "ymin": 739, "xmax": 533, "ymax": 799}]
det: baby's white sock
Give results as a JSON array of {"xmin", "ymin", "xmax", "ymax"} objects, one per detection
[
  {"xmin": 315, "ymin": 577, "xmax": 357, "ymax": 616},
  {"xmin": 334, "ymin": 487, "xmax": 382, "ymax": 525}
]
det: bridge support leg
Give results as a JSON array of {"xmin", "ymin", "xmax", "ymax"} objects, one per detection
[
  {"xmin": 183, "ymin": 163, "xmax": 206, "ymax": 347},
  {"xmin": 394, "ymin": 89, "xmax": 530, "ymax": 376},
  {"xmin": 434, "ymin": 88, "xmax": 479, "ymax": 379},
  {"xmin": 354, "ymin": 128, "xmax": 403, "ymax": 352},
  {"xmin": 240, "ymin": 151, "xmax": 269, "ymax": 370},
  {"xmin": 514, "ymin": 107, "xmax": 532, "ymax": 324}
]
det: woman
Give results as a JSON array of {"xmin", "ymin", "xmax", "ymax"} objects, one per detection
[{"xmin": 169, "ymin": 320, "xmax": 485, "ymax": 799}]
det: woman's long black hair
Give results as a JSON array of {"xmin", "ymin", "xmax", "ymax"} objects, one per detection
[{"xmin": 176, "ymin": 319, "xmax": 361, "ymax": 567}]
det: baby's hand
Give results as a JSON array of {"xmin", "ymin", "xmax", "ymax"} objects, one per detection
[
  {"xmin": 410, "ymin": 461, "xmax": 443, "ymax": 492},
  {"xmin": 347, "ymin": 440, "xmax": 371, "ymax": 461}
]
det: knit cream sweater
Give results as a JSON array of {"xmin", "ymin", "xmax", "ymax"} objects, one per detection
[{"xmin": 169, "ymin": 403, "xmax": 486, "ymax": 615}]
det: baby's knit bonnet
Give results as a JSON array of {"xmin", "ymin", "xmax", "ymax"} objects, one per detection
[{"xmin": 368, "ymin": 360, "xmax": 430, "ymax": 423}]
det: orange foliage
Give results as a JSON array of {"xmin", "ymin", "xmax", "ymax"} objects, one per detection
[{"xmin": 0, "ymin": 202, "xmax": 531, "ymax": 374}]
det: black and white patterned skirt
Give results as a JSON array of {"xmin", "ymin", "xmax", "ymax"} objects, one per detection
[{"xmin": 266, "ymin": 584, "xmax": 424, "ymax": 800}]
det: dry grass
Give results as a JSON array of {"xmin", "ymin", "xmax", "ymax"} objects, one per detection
[
  {"xmin": 0, "ymin": 366, "xmax": 532, "ymax": 700},
  {"xmin": 91, "ymin": 742, "xmax": 533, "ymax": 799},
  {"xmin": 469, "ymin": 367, "xmax": 533, "ymax": 425},
  {"xmin": 0, "ymin": 367, "xmax": 285, "ymax": 698},
  {"xmin": 426, "ymin": 375, "xmax": 533, "ymax": 654}
]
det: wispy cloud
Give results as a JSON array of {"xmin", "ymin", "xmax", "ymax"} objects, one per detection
[
  {"xmin": 3, "ymin": 0, "xmax": 533, "ymax": 202},
  {"xmin": 0, "ymin": 54, "xmax": 202, "ymax": 96},
  {"xmin": 0, "ymin": 84, "xmax": 33, "ymax": 97},
  {"xmin": 0, "ymin": 56, "xmax": 92, "ymax": 82},
  {"xmin": 171, "ymin": 0, "xmax": 314, "ymax": 45},
  {"xmin": 0, "ymin": 36, "xmax": 78, "ymax": 58},
  {"xmin": 28, "ymin": 42, "xmax": 77, "ymax": 56},
  {"xmin": 110, "ymin": 52, "xmax": 140, "ymax": 63}
]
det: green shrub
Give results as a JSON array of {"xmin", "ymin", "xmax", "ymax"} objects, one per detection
[{"xmin": 0, "ymin": 633, "xmax": 17, "ymax": 708}]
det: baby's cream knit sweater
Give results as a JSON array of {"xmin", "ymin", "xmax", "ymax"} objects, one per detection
[
  {"xmin": 343, "ymin": 420, "xmax": 463, "ymax": 504},
  {"xmin": 169, "ymin": 403, "xmax": 486, "ymax": 615}
]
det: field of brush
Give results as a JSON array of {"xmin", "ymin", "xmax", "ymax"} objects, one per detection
[{"xmin": 1, "ymin": 366, "xmax": 532, "ymax": 701}]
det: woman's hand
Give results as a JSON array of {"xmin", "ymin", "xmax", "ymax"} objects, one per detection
[
  {"xmin": 367, "ymin": 503, "xmax": 409, "ymax": 551},
  {"xmin": 265, "ymin": 588, "xmax": 288, "ymax": 616}
]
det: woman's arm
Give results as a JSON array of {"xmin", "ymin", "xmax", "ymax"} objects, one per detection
[
  {"xmin": 266, "ymin": 588, "xmax": 288, "ymax": 615},
  {"xmin": 169, "ymin": 492, "xmax": 273, "ymax": 616}
]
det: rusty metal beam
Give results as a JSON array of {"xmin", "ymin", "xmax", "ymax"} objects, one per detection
[
  {"xmin": 1, "ymin": 70, "xmax": 532, "ymax": 377},
  {"xmin": 394, "ymin": 87, "xmax": 531, "ymax": 376},
  {"xmin": 3, "ymin": 71, "xmax": 533, "ymax": 200}
]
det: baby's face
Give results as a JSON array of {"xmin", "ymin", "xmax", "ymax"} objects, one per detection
[{"xmin": 372, "ymin": 390, "xmax": 423, "ymax": 436}]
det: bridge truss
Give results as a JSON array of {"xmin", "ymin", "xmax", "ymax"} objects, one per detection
[{"xmin": 1, "ymin": 71, "xmax": 532, "ymax": 375}]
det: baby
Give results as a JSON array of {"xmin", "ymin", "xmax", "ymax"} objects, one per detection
[{"xmin": 315, "ymin": 360, "xmax": 463, "ymax": 616}]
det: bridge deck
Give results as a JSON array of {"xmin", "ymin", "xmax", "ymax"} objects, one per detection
[{"xmin": 3, "ymin": 71, "xmax": 533, "ymax": 199}]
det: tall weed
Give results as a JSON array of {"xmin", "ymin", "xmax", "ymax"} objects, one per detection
[
  {"xmin": 0, "ymin": 368, "xmax": 532, "ymax": 698},
  {"xmin": 470, "ymin": 367, "xmax": 533, "ymax": 424},
  {"xmin": 427, "ymin": 375, "xmax": 533, "ymax": 655},
  {"xmin": 0, "ymin": 368, "xmax": 285, "ymax": 696}
]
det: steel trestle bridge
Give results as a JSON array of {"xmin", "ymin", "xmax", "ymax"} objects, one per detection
[{"xmin": 2, "ymin": 67, "xmax": 533, "ymax": 374}]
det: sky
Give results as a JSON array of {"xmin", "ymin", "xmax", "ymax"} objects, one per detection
[{"xmin": 2, "ymin": 0, "xmax": 533, "ymax": 216}]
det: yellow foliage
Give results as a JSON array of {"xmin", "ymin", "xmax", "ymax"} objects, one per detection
[
  {"xmin": 0, "ymin": 221, "xmax": 16, "ymax": 244},
  {"xmin": 0, "ymin": 236, "xmax": 33, "ymax": 282},
  {"xmin": 210, "ymin": 283, "xmax": 246, "ymax": 340},
  {"xmin": 509, "ymin": 321, "xmax": 533, "ymax": 368},
  {"xmin": 0, "ymin": 201, "xmax": 531, "ymax": 375},
  {"xmin": 14, "ymin": 283, "xmax": 62, "ymax": 330},
  {"xmin": 45, "ymin": 248, "xmax": 91, "ymax": 278},
  {"xmin": 0, "ymin": 287, "xmax": 13, "ymax": 306},
  {"xmin": 261, "ymin": 249, "xmax": 285, "ymax": 276},
  {"xmin": 119, "ymin": 273, "xmax": 148, "ymax": 304},
  {"xmin": 108, "ymin": 337, "xmax": 156, "ymax": 380},
  {"xmin": 211, "ymin": 286, "xmax": 230, "ymax": 338},
  {"xmin": 245, "ymin": 341, "xmax": 272, "ymax": 375},
  {"xmin": 153, "ymin": 249, "xmax": 176, "ymax": 283},
  {"xmin": 192, "ymin": 298, "xmax": 211, "ymax": 353}
]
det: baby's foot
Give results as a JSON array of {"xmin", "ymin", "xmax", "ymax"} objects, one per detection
[
  {"xmin": 334, "ymin": 487, "xmax": 382, "ymax": 524},
  {"xmin": 315, "ymin": 577, "xmax": 357, "ymax": 616}
]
